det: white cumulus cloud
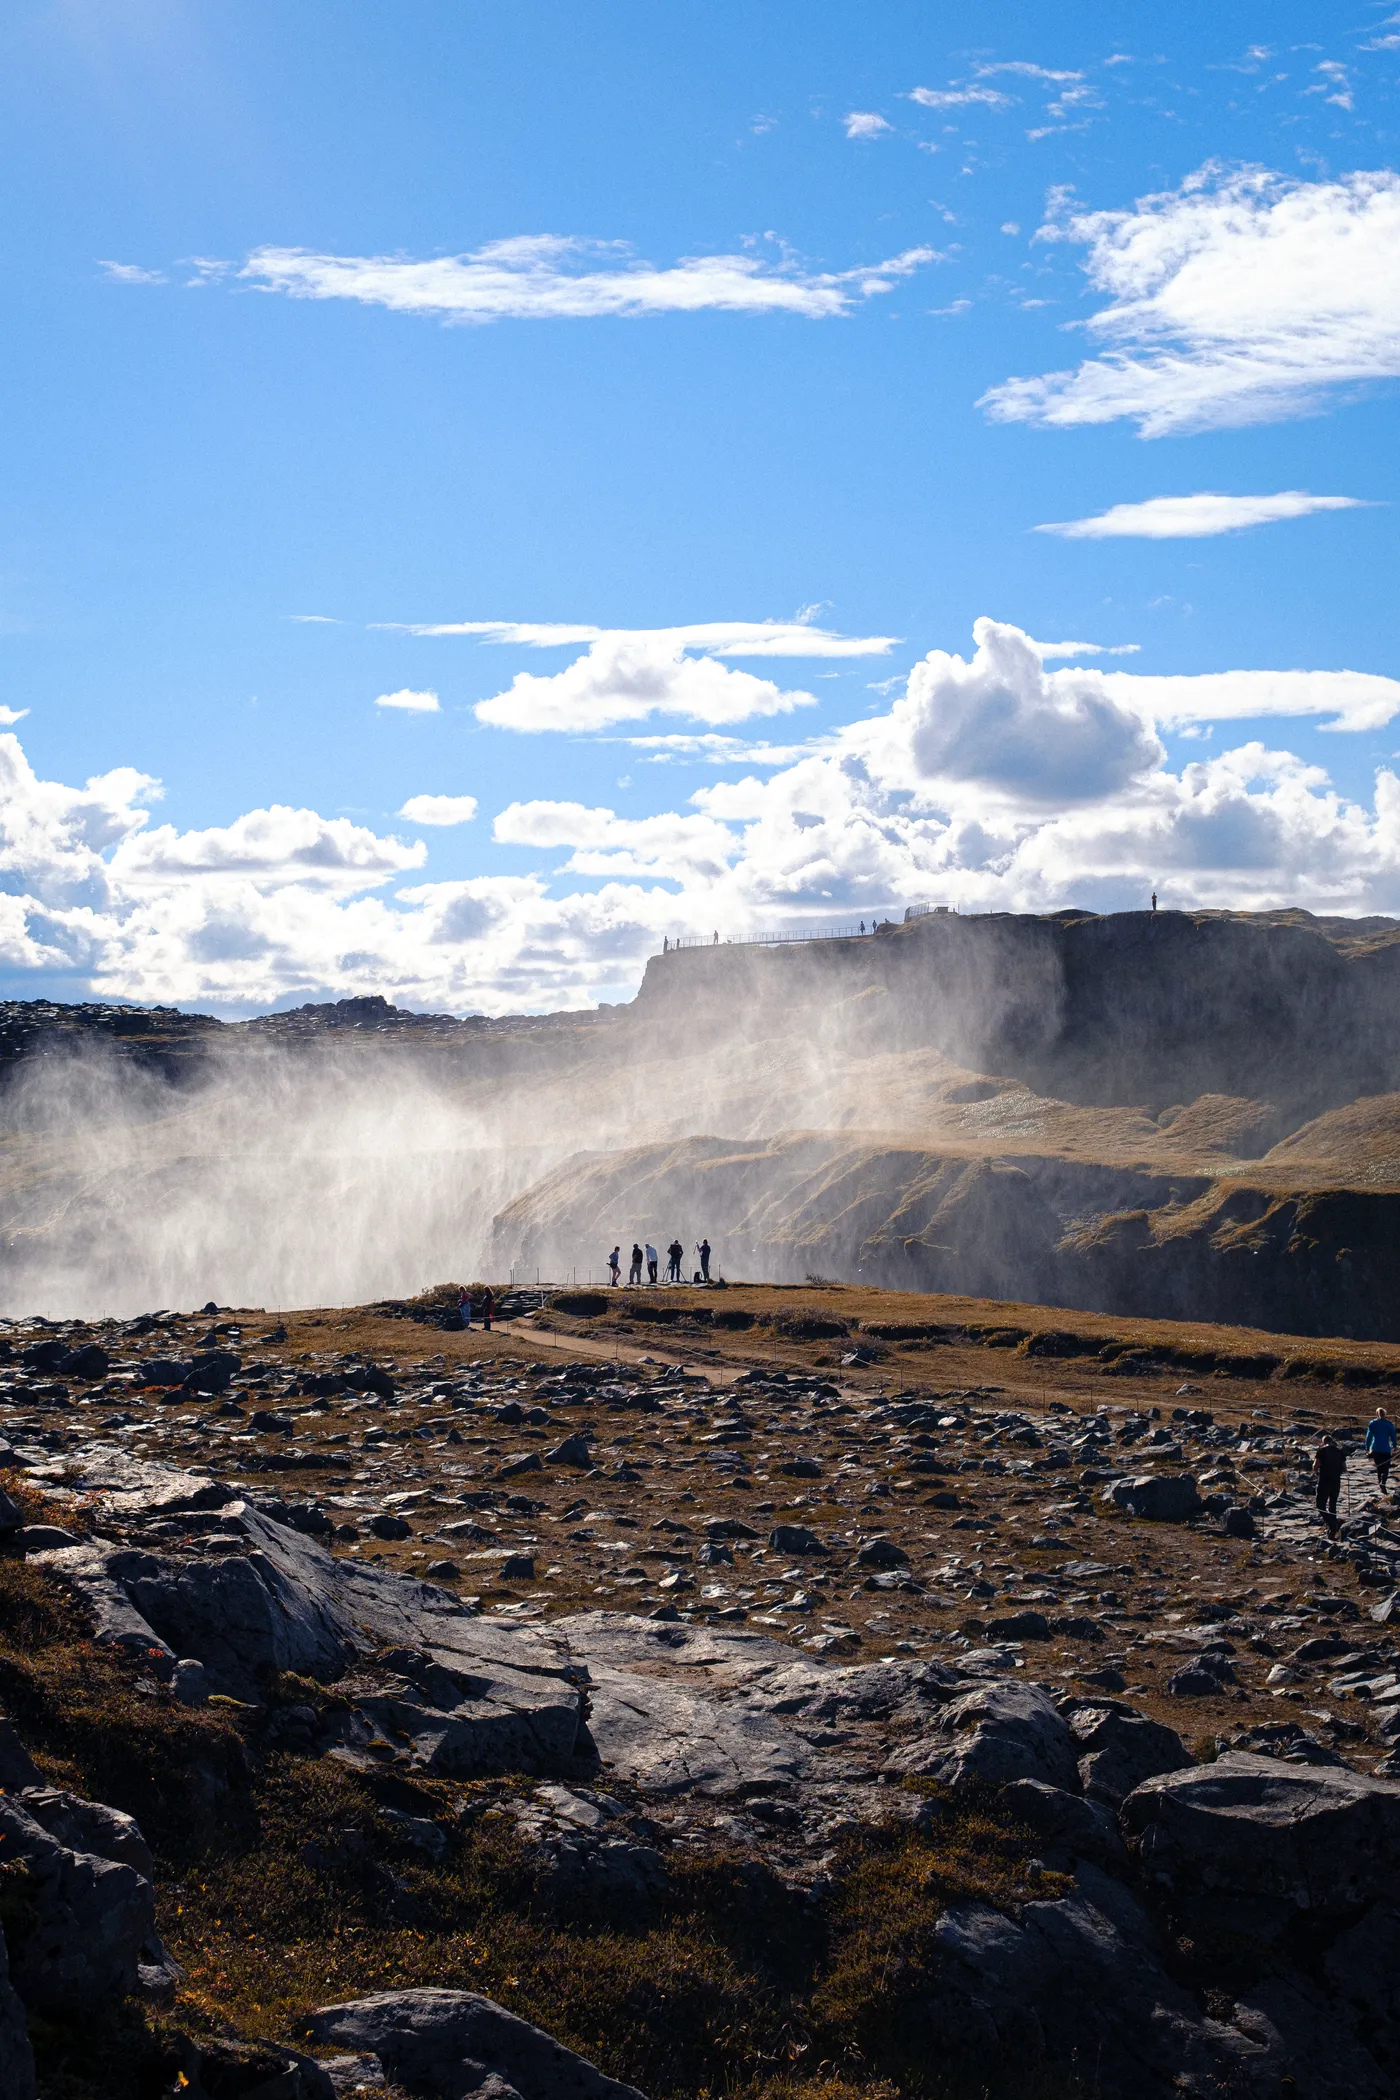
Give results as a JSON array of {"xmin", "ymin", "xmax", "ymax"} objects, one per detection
[
  {"xmin": 6, "ymin": 620, "xmax": 1400, "ymax": 1017},
  {"xmin": 887, "ymin": 618, "xmax": 1163, "ymax": 803},
  {"xmin": 1037, "ymin": 491, "xmax": 1371, "ymax": 538},
  {"xmin": 473, "ymin": 635, "xmax": 820, "ymax": 733},
  {"xmin": 376, "ymin": 689, "xmax": 441, "ymax": 713},
  {"xmin": 844, "ymin": 112, "xmax": 892, "ymax": 139},
  {"xmin": 398, "ymin": 794, "xmax": 478, "ymax": 826},
  {"xmin": 109, "ymin": 807, "xmax": 425, "ymax": 891},
  {"xmin": 239, "ymin": 236, "xmax": 938, "ymax": 325},
  {"xmin": 981, "ymin": 164, "xmax": 1400, "ymax": 435}
]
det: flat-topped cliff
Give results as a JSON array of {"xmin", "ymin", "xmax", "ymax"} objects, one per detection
[{"xmin": 7, "ymin": 909, "xmax": 1400, "ymax": 1333}]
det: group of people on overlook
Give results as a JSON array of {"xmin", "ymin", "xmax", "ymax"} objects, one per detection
[{"xmin": 608, "ymin": 1238, "xmax": 711, "ymax": 1286}]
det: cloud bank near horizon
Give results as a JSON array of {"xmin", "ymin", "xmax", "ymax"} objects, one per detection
[{"xmin": 6, "ymin": 620, "xmax": 1400, "ymax": 1017}]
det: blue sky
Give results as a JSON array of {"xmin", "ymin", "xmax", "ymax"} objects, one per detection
[{"xmin": 2, "ymin": 0, "xmax": 1399, "ymax": 1013}]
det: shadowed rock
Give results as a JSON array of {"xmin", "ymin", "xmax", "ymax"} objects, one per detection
[{"xmin": 307, "ymin": 1987, "xmax": 648, "ymax": 2100}]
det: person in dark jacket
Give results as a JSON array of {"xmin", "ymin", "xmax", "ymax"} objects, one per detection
[
  {"xmin": 666, "ymin": 1239, "xmax": 684, "ymax": 1283},
  {"xmin": 698, "ymin": 1238, "xmax": 711, "ymax": 1283},
  {"xmin": 1314, "ymin": 1436, "xmax": 1346, "ymax": 1536}
]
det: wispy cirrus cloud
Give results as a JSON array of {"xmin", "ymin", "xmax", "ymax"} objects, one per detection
[
  {"xmin": 375, "ymin": 689, "xmax": 441, "ymax": 713},
  {"xmin": 974, "ymin": 61, "xmax": 1083, "ymax": 84},
  {"xmin": 909, "ymin": 83, "xmax": 1012, "ymax": 110},
  {"xmin": 982, "ymin": 164, "xmax": 1400, "ymax": 435},
  {"xmin": 97, "ymin": 260, "xmax": 166, "ymax": 285},
  {"xmin": 1105, "ymin": 669, "xmax": 1400, "ymax": 734},
  {"xmin": 1037, "ymin": 491, "xmax": 1372, "ymax": 538},
  {"xmin": 231, "ymin": 235, "xmax": 938, "ymax": 324},
  {"xmin": 380, "ymin": 617, "xmax": 899, "ymax": 658}
]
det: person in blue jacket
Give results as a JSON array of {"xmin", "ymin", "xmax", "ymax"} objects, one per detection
[{"xmin": 1366, "ymin": 1404, "xmax": 1397, "ymax": 1494}]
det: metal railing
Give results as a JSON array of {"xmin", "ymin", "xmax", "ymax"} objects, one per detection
[
  {"xmin": 666, "ymin": 920, "xmax": 891, "ymax": 951},
  {"xmin": 903, "ymin": 902, "xmax": 955, "ymax": 921}
]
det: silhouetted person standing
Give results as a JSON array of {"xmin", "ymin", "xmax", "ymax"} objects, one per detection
[
  {"xmin": 629, "ymin": 1243, "xmax": 644, "ymax": 1286},
  {"xmin": 1314, "ymin": 1435, "xmax": 1345, "ymax": 1536},
  {"xmin": 608, "ymin": 1246, "xmax": 621, "ymax": 1286},
  {"xmin": 698, "ymin": 1238, "xmax": 711, "ymax": 1282},
  {"xmin": 481, "ymin": 1286, "xmax": 494, "ymax": 1332},
  {"xmin": 667, "ymin": 1238, "xmax": 683, "ymax": 1283}
]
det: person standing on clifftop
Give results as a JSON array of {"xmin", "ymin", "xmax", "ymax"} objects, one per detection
[
  {"xmin": 667, "ymin": 1238, "xmax": 684, "ymax": 1283},
  {"xmin": 629, "ymin": 1243, "xmax": 644, "ymax": 1286},
  {"xmin": 481, "ymin": 1286, "xmax": 494, "ymax": 1332},
  {"xmin": 608, "ymin": 1247, "xmax": 621, "ymax": 1286},
  {"xmin": 458, "ymin": 1284, "xmax": 472, "ymax": 1330},
  {"xmin": 1314, "ymin": 1435, "xmax": 1346, "ymax": 1535},
  {"xmin": 1367, "ymin": 1406, "xmax": 1397, "ymax": 1493},
  {"xmin": 698, "ymin": 1238, "xmax": 711, "ymax": 1283},
  {"xmin": 645, "ymin": 1243, "xmax": 658, "ymax": 1284}
]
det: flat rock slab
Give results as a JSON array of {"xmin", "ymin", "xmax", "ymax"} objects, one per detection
[{"xmin": 547, "ymin": 1615, "xmax": 814, "ymax": 1794}]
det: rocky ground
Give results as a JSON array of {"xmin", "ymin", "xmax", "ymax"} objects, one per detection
[{"xmin": 4, "ymin": 1281, "xmax": 1400, "ymax": 2099}]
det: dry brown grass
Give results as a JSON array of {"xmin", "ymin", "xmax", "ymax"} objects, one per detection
[{"xmin": 0, "ymin": 1553, "xmax": 1072, "ymax": 2099}]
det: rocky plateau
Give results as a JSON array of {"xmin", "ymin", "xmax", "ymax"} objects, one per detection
[{"xmin": 4, "ymin": 1284, "xmax": 1400, "ymax": 2097}]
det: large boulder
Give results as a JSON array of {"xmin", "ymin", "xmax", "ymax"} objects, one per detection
[
  {"xmin": 1064, "ymin": 1703, "xmax": 1191, "ymax": 1806},
  {"xmin": 306, "ymin": 1987, "xmax": 648, "ymax": 2100},
  {"xmin": 1121, "ymin": 1753, "xmax": 1400, "ymax": 1920},
  {"xmin": 0, "ymin": 1796, "xmax": 155, "ymax": 2012},
  {"xmin": 884, "ymin": 1682, "xmax": 1081, "ymax": 1792},
  {"xmin": 1104, "ymin": 1475, "xmax": 1202, "ymax": 1522}
]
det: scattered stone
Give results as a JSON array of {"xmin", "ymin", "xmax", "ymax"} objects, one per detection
[
  {"xmin": 368, "ymin": 1514, "xmax": 412, "ymax": 1540},
  {"xmin": 855, "ymin": 1536, "xmax": 908, "ymax": 1571},
  {"xmin": 1104, "ymin": 1475, "xmax": 1202, "ymax": 1522},
  {"xmin": 171, "ymin": 1658, "xmax": 209, "ymax": 1707},
  {"xmin": 768, "ymin": 1524, "xmax": 827, "ymax": 1555}
]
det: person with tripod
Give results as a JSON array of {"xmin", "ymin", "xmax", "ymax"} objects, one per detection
[{"xmin": 1366, "ymin": 1405, "xmax": 1397, "ymax": 1494}]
